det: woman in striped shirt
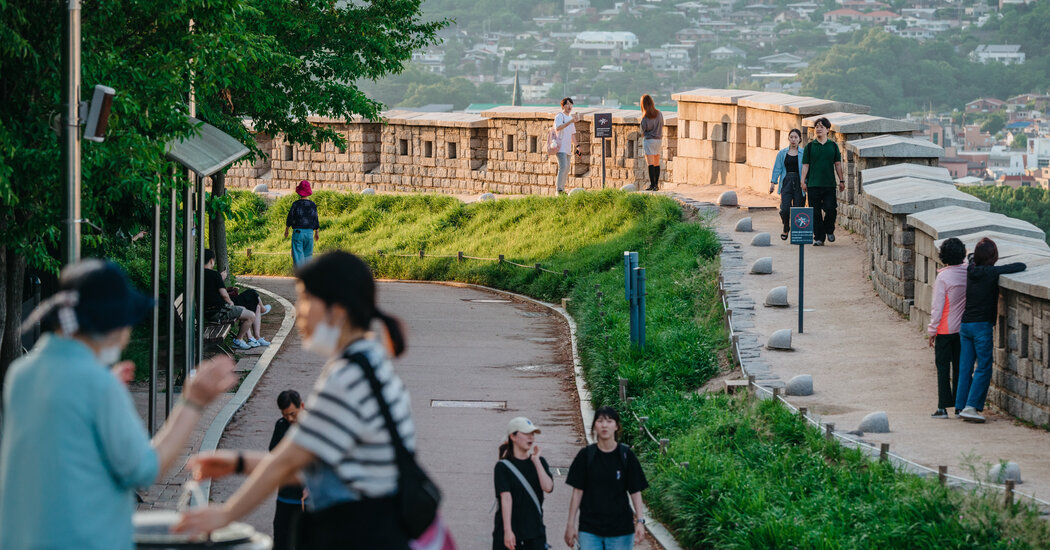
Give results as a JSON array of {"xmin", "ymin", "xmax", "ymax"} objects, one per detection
[{"xmin": 175, "ymin": 251, "xmax": 415, "ymax": 549}]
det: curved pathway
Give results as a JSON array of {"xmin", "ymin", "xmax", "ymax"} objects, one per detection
[{"xmin": 211, "ymin": 277, "xmax": 655, "ymax": 548}]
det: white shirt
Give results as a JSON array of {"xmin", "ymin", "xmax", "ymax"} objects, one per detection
[{"xmin": 554, "ymin": 112, "xmax": 576, "ymax": 154}]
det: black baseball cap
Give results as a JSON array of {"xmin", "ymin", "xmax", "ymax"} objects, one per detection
[{"xmin": 58, "ymin": 259, "xmax": 155, "ymax": 334}]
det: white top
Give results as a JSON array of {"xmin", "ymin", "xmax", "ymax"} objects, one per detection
[{"xmin": 554, "ymin": 112, "xmax": 577, "ymax": 154}]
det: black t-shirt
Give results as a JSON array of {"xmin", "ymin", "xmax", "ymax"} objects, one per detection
[
  {"xmin": 566, "ymin": 444, "xmax": 649, "ymax": 537},
  {"xmin": 493, "ymin": 456, "xmax": 551, "ymax": 543},
  {"xmin": 784, "ymin": 152, "xmax": 800, "ymax": 175},
  {"xmin": 269, "ymin": 418, "xmax": 305, "ymax": 501},
  {"xmin": 203, "ymin": 269, "xmax": 226, "ymax": 312}
]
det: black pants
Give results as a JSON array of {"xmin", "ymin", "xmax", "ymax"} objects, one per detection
[
  {"xmin": 807, "ymin": 186, "xmax": 837, "ymax": 242},
  {"xmin": 492, "ymin": 536, "xmax": 547, "ymax": 550},
  {"xmin": 273, "ymin": 500, "xmax": 302, "ymax": 550},
  {"xmin": 296, "ymin": 496, "xmax": 409, "ymax": 550},
  {"xmin": 233, "ymin": 288, "xmax": 262, "ymax": 310},
  {"xmin": 778, "ymin": 173, "xmax": 805, "ymax": 234},
  {"xmin": 935, "ymin": 333, "xmax": 961, "ymax": 410}
]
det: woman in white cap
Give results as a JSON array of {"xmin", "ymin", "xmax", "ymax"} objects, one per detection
[
  {"xmin": 493, "ymin": 416, "xmax": 554, "ymax": 550},
  {"xmin": 0, "ymin": 259, "xmax": 237, "ymax": 550}
]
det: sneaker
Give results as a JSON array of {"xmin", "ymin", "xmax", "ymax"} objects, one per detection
[
  {"xmin": 246, "ymin": 338, "xmax": 262, "ymax": 348},
  {"xmin": 959, "ymin": 406, "xmax": 985, "ymax": 423},
  {"xmin": 813, "ymin": 240, "xmax": 825, "ymax": 246},
  {"xmin": 931, "ymin": 408, "xmax": 948, "ymax": 419},
  {"xmin": 826, "ymin": 233, "xmax": 836, "ymax": 243},
  {"xmin": 231, "ymin": 338, "xmax": 252, "ymax": 350},
  {"xmin": 261, "ymin": 304, "xmax": 272, "ymax": 315},
  {"xmin": 255, "ymin": 337, "xmax": 271, "ymax": 346}
]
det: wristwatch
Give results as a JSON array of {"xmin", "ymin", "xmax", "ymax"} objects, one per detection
[{"xmin": 636, "ymin": 518, "xmax": 646, "ymax": 525}]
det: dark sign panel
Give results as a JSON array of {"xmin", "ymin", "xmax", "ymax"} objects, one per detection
[
  {"xmin": 789, "ymin": 207, "xmax": 814, "ymax": 245},
  {"xmin": 594, "ymin": 113, "xmax": 612, "ymax": 138}
]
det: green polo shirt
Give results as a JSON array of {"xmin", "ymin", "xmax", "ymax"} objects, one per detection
[{"xmin": 802, "ymin": 139, "xmax": 841, "ymax": 188}]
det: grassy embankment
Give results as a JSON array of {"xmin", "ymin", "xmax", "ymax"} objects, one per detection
[{"xmin": 228, "ymin": 190, "xmax": 1050, "ymax": 549}]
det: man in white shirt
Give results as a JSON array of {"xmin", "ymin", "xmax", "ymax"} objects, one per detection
[{"xmin": 553, "ymin": 97, "xmax": 579, "ymax": 194}]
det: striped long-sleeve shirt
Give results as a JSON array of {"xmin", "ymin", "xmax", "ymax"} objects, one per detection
[{"xmin": 288, "ymin": 338, "xmax": 414, "ymax": 510}]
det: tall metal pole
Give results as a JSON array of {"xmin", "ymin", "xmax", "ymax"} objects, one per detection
[
  {"xmin": 197, "ymin": 176, "xmax": 206, "ymax": 366},
  {"xmin": 183, "ymin": 178, "xmax": 195, "ymax": 387},
  {"xmin": 637, "ymin": 267, "xmax": 646, "ymax": 351},
  {"xmin": 601, "ymin": 138, "xmax": 607, "ymax": 189},
  {"xmin": 148, "ymin": 180, "xmax": 161, "ymax": 435},
  {"xmin": 61, "ymin": 0, "xmax": 82, "ymax": 265},
  {"xmin": 167, "ymin": 183, "xmax": 176, "ymax": 415},
  {"xmin": 798, "ymin": 244, "xmax": 805, "ymax": 334}
]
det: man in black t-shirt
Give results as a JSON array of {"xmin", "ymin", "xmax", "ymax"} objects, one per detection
[
  {"xmin": 203, "ymin": 249, "xmax": 256, "ymax": 350},
  {"xmin": 565, "ymin": 407, "xmax": 649, "ymax": 549},
  {"xmin": 269, "ymin": 390, "xmax": 306, "ymax": 550}
]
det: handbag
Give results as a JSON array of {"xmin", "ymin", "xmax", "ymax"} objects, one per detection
[
  {"xmin": 547, "ymin": 127, "xmax": 561, "ymax": 155},
  {"xmin": 347, "ymin": 351, "xmax": 442, "ymax": 540}
]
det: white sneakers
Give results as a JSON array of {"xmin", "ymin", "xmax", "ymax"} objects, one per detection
[
  {"xmin": 231, "ymin": 338, "xmax": 252, "ymax": 350},
  {"xmin": 261, "ymin": 304, "xmax": 272, "ymax": 315},
  {"xmin": 250, "ymin": 337, "xmax": 271, "ymax": 347},
  {"xmin": 959, "ymin": 406, "xmax": 986, "ymax": 423}
]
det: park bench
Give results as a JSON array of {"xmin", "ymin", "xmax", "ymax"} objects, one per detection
[{"xmin": 174, "ymin": 294, "xmax": 235, "ymax": 358}]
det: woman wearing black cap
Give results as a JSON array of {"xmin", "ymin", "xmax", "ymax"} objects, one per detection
[
  {"xmin": 0, "ymin": 259, "xmax": 237, "ymax": 550},
  {"xmin": 175, "ymin": 251, "xmax": 418, "ymax": 550}
]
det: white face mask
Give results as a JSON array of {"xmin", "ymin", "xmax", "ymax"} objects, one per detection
[
  {"xmin": 302, "ymin": 319, "xmax": 342, "ymax": 357},
  {"xmin": 97, "ymin": 345, "xmax": 122, "ymax": 366}
]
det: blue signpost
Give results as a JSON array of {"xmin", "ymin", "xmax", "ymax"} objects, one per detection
[
  {"xmin": 623, "ymin": 251, "xmax": 646, "ymax": 349},
  {"xmin": 790, "ymin": 207, "xmax": 814, "ymax": 333}
]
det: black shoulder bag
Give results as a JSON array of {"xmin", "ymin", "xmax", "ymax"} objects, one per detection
[{"xmin": 348, "ymin": 351, "xmax": 442, "ymax": 539}]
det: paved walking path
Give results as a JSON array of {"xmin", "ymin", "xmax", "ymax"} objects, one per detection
[
  {"xmin": 671, "ymin": 184, "xmax": 1050, "ymax": 503},
  {"xmin": 207, "ymin": 277, "xmax": 656, "ymax": 549}
]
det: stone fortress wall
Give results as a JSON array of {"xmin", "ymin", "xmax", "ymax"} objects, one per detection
[{"xmin": 224, "ymin": 89, "xmax": 1050, "ymax": 426}]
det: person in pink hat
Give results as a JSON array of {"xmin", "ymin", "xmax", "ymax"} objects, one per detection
[{"xmin": 285, "ymin": 180, "xmax": 320, "ymax": 267}]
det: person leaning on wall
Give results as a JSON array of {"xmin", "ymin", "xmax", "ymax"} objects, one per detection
[
  {"xmin": 639, "ymin": 94, "xmax": 664, "ymax": 192},
  {"xmin": 553, "ymin": 98, "xmax": 580, "ymax": 195}
]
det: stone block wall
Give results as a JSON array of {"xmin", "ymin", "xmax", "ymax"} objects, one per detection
[
  {"xmin": 996, "ymin": 268, "xmax": 1050, "ymax": 425},
  {"xmin": 866, "ymin": 207, "xmax": 916, "ymax": 314}
]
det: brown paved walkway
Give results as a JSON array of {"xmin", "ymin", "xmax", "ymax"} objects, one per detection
[{"xmin": 209, "ymin": 277, "xmax": 654, "ymax": 548}]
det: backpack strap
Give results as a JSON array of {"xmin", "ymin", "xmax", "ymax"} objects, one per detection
[{"xmin": 498, "ymin": 459, "xmax": 543, "ymax": 518}]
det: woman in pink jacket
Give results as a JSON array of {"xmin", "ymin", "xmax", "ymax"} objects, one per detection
[{"xmin": 927, "ymin": 238, "xmax": 967, "ymax": 419}]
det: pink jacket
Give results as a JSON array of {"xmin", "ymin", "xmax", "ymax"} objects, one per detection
[{"xmin": 928, "ymin": 263, "xmax": 967, "ymax": 336}]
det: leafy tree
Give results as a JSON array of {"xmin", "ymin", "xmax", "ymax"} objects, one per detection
[
  {"xmin": 1013, "ymin": 133, "xmax": 1028, "ymax": 150},
  {"xmin": 0, "ymin": 0, "xmax": 445, "ymax": 374},
  {"xmin": 982, "ymin": 112, "xmax": 1005, "ymax": 134}
]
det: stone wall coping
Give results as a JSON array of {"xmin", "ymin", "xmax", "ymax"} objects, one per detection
[
  {"xmin": 737, "ymin": 93, "xmax": 870, "ymax": 115},
  {"xmin": 906, "ymin": 205, "xmax": 1046, "ymax": 241},
  {"xmin": 933, "ymin": 231, "xmax": 1050, "ymax": 271},
  {"xmin": 861, "ymin": 163, "xmax": 952, "ymax": 184},
  {"xmin": 306, "ymin": 110, "xmax": 489, "ymax": 128},
  {"xmin": 671, "ymin": 88, "xmax": 758, "ymax": 105},
  {"xmin": 1001, "ymin": 262, "xmax": 1050, "ymax": 300},
  {"xmin": 802, "ymin": 112, "xmax": 919, "ymax": 134},
  {"xmin": 865, "ymin": 178, "xmax": 989, "ymax": 214},
  {"xmin": 846, "ymin": 135, "xmax": 944, "ymax": 158}
]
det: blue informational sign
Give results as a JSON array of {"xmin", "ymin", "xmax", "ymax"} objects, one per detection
[{"xmin": 789, "ymin": 207, "xmax": 814, "ymax": 245}]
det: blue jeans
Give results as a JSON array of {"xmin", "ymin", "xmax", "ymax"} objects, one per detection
[
  {"xmin": 556, "ymin": 152, "xmax": 570, "ymax": 192},
  {"xmin": 291, "ymin": 228, "xmax": 314, "ymax": 267},
  {"xmin": 956, "ymin": 321, "xmax": 994, "ymax": 411},
  {"xmin": 578, "ymin": 532, "xmax": 633, "ymax": 550}
]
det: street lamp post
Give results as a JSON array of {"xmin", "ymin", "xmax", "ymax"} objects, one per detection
[{"xmin": 61, "ymin": 0, "xmax": 82, "ymax": 265}]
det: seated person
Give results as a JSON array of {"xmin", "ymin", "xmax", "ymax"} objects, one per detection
[{"xmin": 203, "ymin": 249, "xmax": 266, "ymax": 349}]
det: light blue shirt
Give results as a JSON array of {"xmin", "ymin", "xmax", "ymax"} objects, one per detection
[
  {"xmin": 770, "ymin": 146, "xmax": 806, "ymax": 194},
  {"xmin": 0, "ymin": 334, "xmax": 158, "ymax": 550}
]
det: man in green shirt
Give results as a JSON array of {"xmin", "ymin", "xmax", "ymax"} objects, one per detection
[{"xmin": 801, "ymin": 117, "xmax": 846, "ymax": 246}]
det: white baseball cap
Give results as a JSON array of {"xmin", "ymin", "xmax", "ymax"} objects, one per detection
[{"xmin": 507, "ymin": 417, "xmax": 541, "ymax": 435}]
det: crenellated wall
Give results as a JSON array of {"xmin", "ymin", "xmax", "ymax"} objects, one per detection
[{"xmin": 222, "ymin": 89, "xmax": 1050, "ymax": 426}]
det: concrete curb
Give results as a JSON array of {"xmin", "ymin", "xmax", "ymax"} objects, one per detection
[
  {"xmin": 377, "ymin": 278, "xmax": 682, "ymax": 550},
  {"xmin": 198, "ymin": 283, "xmax": 297, "ymax": 500}
]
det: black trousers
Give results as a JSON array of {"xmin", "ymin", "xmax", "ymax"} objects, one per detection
[
  {"xmin": 778, "ymin": 173, "xmax": 804, "ymax": 234},
  {"xmin": 273, "ymin": 500, "xmax": 302, "ymax": 550},
  {"xmin": 233, "ymin": 288, "xmax": 262, "ymax": 310},
  {"xmin": 296, "ymin": 496, "xmax": 409, "ymax": 550},
  {"xmin": 807, "ymin": 186, "xmax": 837, "ymax": 242},
  {"xmin": 935, "ymin": 333, "xmax": 961, "ymax": 410},
  {"xmin": 492, "ymin": 536, "xmax": 547, "ymax": 550}
]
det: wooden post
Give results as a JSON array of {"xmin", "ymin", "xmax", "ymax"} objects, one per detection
[
  {"xmin": 825, "ymin": 423, "xmax": 835, "ymax": 440},
  {"xmin": 499, "ymin": 254, "xmax": 504, "ymax": 263},
  {"xmin": 938, "ymin": 465, "xmax": 947, "ymax": 486},
  {"xmin": 627, "ymin": 397, "xmax": 635, "ymax": 406},
  {"xmin": 419, "ymin": 249, "xmax": 424, "ymax": 259},
  {"xmin": 246, "ymin": 247, "xmax": 252, "ymax": 259},
  {"xmin": 659, "ymin": 438, "xmax": 669, "ymax": 455},
  {"xmin": 747, "ymin": 375, "xmax": 755, "ymax": 393},
  {"xmin": 639, "ymin": 416, "xmax": 649, "ymax": 434},
  {"xmin": 378, "ymin": 250, "xmax": 384, "ymax": 257},
  {"xmin": 879, "ymin": 443, "xmax": 889, "ymax": 462},
  {"xmin": 619, "ymin": 378, "xmax": 628, "ymax": 402},
  {"xmin": 679, "ymin": 462, "xmax": 689, "ymax": 469},
  {"xmin": 772, "ymin": 387, "xmax": 781, "ymax": 399},
  {"xmin": 535, "ymin": 263, "xmax": 542, "ymax": 271},
  {"xmin": 561, "ymin": 298, "xmax": 570, "ymax": 309},
  {"xmin": 457, "ymin": 251, "xmax": 463, "ymax": 262},
  {"xmin": 563, "ymin": 269, "xmax": 569, "ymax": 278},
  {"xmin": 1005, "ymin": 480, "xmax": 1015, "ymax": 507},
  {"xmin": 799, "ymin": 407, "xmax": 808, "ymax": 419}
]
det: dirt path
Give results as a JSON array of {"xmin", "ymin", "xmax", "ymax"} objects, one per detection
[{"xmin": 671, "ymin": 184, "xmax": 1050, "ymax": 502}]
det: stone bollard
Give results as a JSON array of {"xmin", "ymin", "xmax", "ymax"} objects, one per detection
[
  {"xmin": 750, "ymin": 232, "xmax": 771, "ymax": 246},
  {"xmin": 361, "ymin": 188, "xmax": 376, "ymax": 195},
  {"xmin": 568, "ymin": 187, "xmax": 586, "ymax": 196},
  {"xmin": 735, "ymin": 217, "xmax": 753, "ymax": 232},
  {"xmin": 858, "ymin": 411, "xmax": 890, "ymax": 433},
  {"xmin": 785, "ymin": 374, "xmax": 813, "ymax": 396},
  {"xmin": 767, "ymin": 329, "xmax": 793, "ymax": 350},
  {"xmin": 620, "ymin": 184, "xmax": 637, "ymax": 192},
  {"xmin": 764, "ymin": 286, "xmax": 789, "ymax": 307},
  {"xmin": 988, "ymin": 462, "xmax": 1022, "ymax": 484},
  {"xmin": 718, "ymin": 191, "xmax": 738, "ymax": 207},
  {"xmin": 750, "ymin": 257, "xmax": 773, "ymax": 274},
  {"xmin": 479, "ymin": 193, "xmax": 496, "ymax": 201},
  {"xmin": 252, "ymin": 183, "xmax": 269, "ymax": 194}
]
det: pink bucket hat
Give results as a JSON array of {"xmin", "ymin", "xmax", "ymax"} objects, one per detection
[{"xmin": 295, "ymin": 180, "xmax": 313, "ymax": 197}]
